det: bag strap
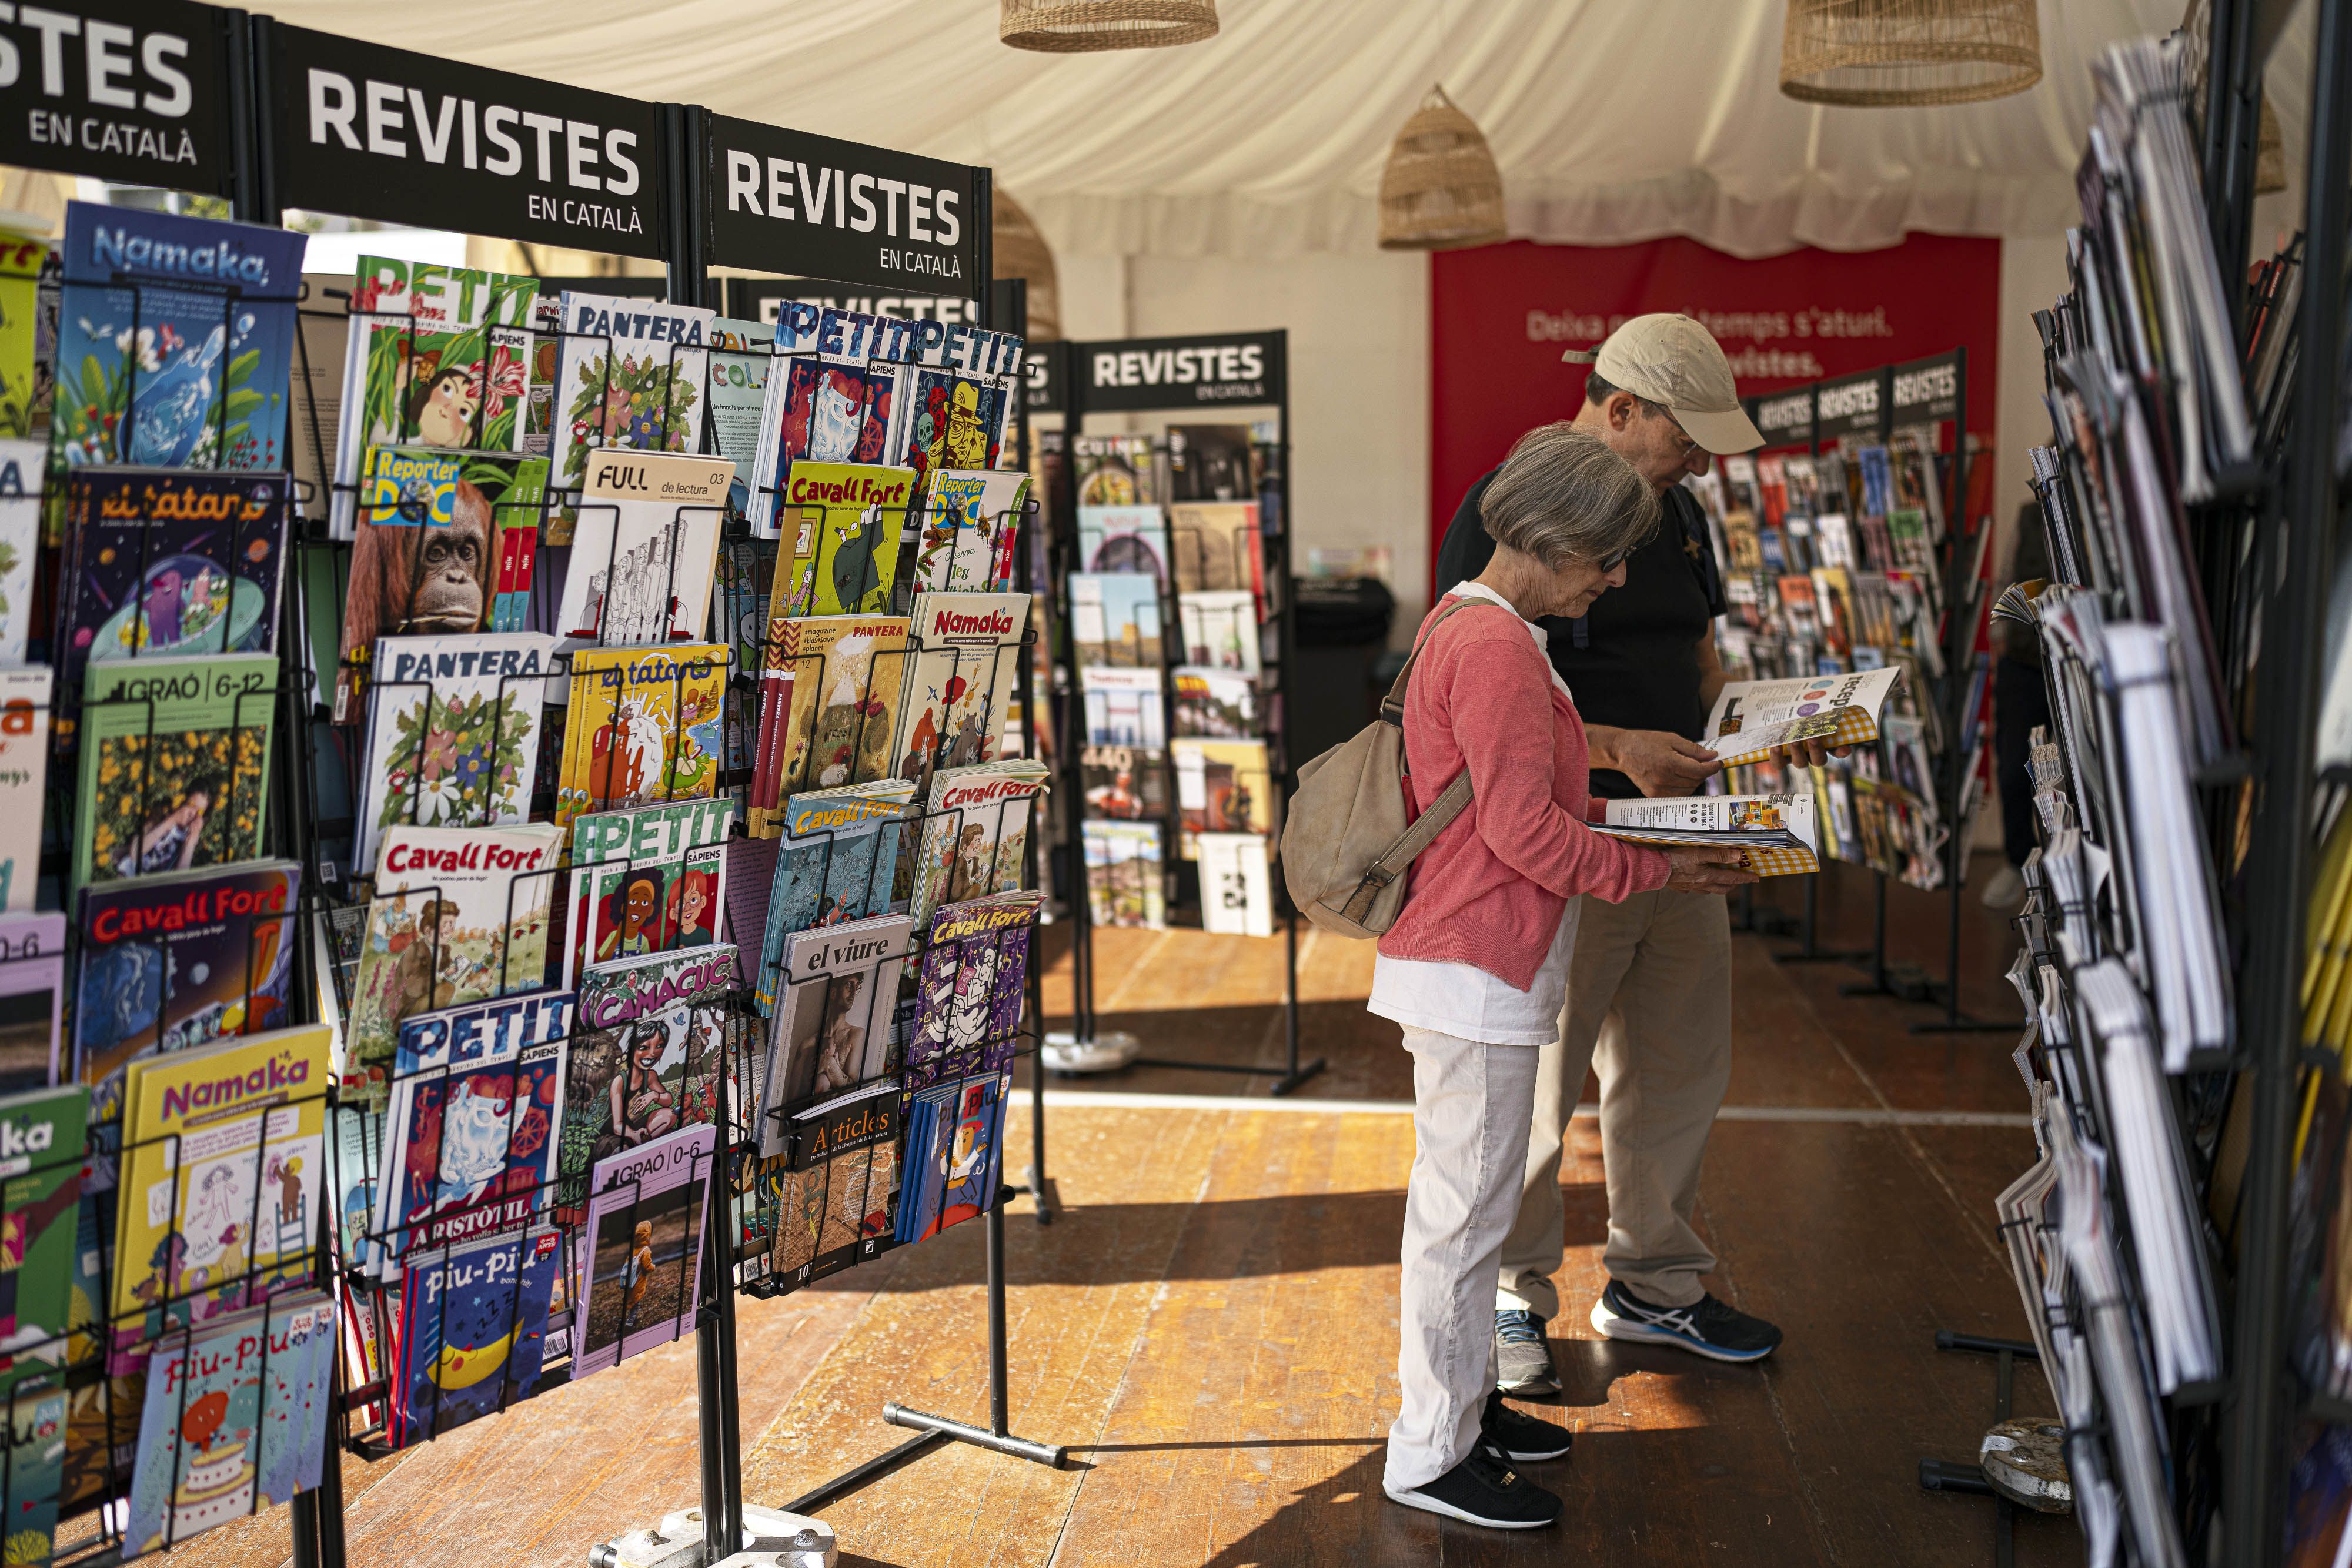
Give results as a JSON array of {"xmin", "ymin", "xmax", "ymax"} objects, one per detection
[
  {"xmin": 1378, "ymin": 594, "xmax": 1509, "ymax": 726},
  {"xmin": 1331, "ymin": 770, "xmax": 1476, "ymax": 924}
]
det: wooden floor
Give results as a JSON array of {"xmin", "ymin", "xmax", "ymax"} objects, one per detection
[{"xmin": 142, "ymin": 858, "xmax": 2079, "ymax": 1568}]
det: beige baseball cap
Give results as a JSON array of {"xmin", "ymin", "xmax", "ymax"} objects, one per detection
[{"xmin": 1562, "ymin": 312, "xmax": 1763, "ymax": 455}]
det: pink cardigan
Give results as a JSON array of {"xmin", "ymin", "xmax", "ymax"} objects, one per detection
[{"xmin": 1377, "ymin": 593, "xmax": 1672, "ymax": 990}]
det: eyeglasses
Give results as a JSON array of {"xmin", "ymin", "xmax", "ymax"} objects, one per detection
[
  {"xmin": 1652, "ymin": 407, "xmax": 1703, "ymax": 460},
  {"xmin": 1593, "ymin": 544, "xmax": 1633, "ymax": 573}
]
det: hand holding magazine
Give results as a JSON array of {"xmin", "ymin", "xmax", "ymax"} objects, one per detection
[
  {"xmin": 1700, "ymin": 668, "xmax": 1905, "ymax": 768},
  {"xmin": 1588, "ymin": 793, "xmax": 1820, "ymax": 877}
]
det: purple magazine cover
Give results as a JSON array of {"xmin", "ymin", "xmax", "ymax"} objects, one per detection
[{"xmin": 903, "ymin": 892, "xmax": 1038, "ymax": 1088}]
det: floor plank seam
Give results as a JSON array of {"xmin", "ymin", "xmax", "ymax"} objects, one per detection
[
  {"xmin": 1706, "ymin": 1186, "xmax": 1846, "ymax": 1567},
  {"xmin": 1759, "ymin": 938, "xmax": 2013, "ymax": 1267},
  {"xmin": 1042, "ymin": 1112, "xmax": 1230, "ymax": 1568}
]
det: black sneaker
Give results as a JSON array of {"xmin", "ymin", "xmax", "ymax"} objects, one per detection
[
  {"xmin": 1589, "ymin": 1278, "xmax": 1783, "ymax": 1363},
  {"xmin": 1385, "ymin": 1449, "xmax": 1562, "ymax": 1530},
  {"xmin": 1479, "ymin": 1390, "xmax": 1572, "ymax": 1463},
  {"xmin": 1494, "ymin": 1308, "xmax": 1560, "ymax": 1397}
]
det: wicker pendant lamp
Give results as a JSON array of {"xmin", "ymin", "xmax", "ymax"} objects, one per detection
[
  {"xmin": 993, "ymin": 188, "xmax": 1061, "ymax": 341},
  {"xmin": 1780, "ymin": 0, "xmax": 2042, "ymax": 106},
  {"xmin": 1000, "ymin": 0, "xmax": 1217, "ymax": 52},
  {"xmin": 1377, "ymin": 85, "xmax": 1506, "ymax": 252}
]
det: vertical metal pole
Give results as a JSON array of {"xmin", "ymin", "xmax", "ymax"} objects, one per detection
[
  {"xmin": 1275, "ymin": 344, "xmax": 1301, "ymax": 1082},
  {"xmin": 661, "ymin": 103, "xmax": 741, "ymax": 1567},
  {"xmin": 1944, "ymin": 350, "xmax": 1973, "ymax": 1024},
  {"xmin": 2226, "ymin": 2, "xmax": 2351, "ymax": 1557},
  {"xmin": 2203, "ymin": 0, "xmax": 2264, "ymax": 306},
  {"xmin": 986, "ymin": 1204, "xmax": 1012, "ymax": 1439},
  {"xmin": 1000, "ymin": 277, "xmax": 1053, "ymax": 1222},
  {"xmin": 1056, "ymin": 343, "xmax": 1097, "ymax": 1045}
]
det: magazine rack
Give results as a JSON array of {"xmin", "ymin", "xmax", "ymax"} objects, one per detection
[
  {"xmin": 1046, "ymin": 333, "xmax": 1321, "ymax": 1095},
  {"xmin": 1, "ymin": 34, "xmax": 1073, "ymax": 1568},
  {"xmin": 1706, "ymin": 354, "xmax": 2016, "ymax": 1032}
]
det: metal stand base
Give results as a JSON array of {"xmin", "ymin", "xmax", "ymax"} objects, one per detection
[
  {"xmin": 881, "ymin": 1403, "xmax": 1068, "ymax": 1469},
  {"xmin": 1128, "ymin": 1054, "xmax": 1328, "ymax": 1096},
  {"xmin": 1013, "ymin": 1164, "xmax": 1058, "ymax": 1226},
  {"xmin": 1840, "ymin": 963, "xmax": 1937, "ymax": 1002},
  {"xmin": 780, "ymin": 1432, "xmax": 948, "ymax": 1517},
  {"xmin": 589, "ymin": 1505, "xmax": 836, "ymax": 1568},
  {"xmin": 772, "ymin": 1205, "xmax": 1066, "ymax": 1523},
  {"xmin": 1915, "ymin": 1332, "xmax": 2040, "ymax": 1568}
]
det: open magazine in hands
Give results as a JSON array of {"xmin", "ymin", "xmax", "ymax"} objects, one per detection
[
  {"xmin": 1588, "ymin": 793, "xmax": 1821, "ymax": 877},
  {"xmin": 1700, "ymin": 668, "xmax": 1904, "ymax": 768}
]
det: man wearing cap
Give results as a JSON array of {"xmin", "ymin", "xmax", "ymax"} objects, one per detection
[{"xmin": 1434, "ymin": 313, "xmax": 1813, "ymax": 1389}]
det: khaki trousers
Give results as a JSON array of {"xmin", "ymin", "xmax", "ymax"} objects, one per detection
[{"xmin": 1496, "ymin": 889, "xmax": 1732, "ymax": 1316}]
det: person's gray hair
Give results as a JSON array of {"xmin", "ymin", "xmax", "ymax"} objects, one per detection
[{"xmin": 1479, "ymin": 422, "xmax": 1661, "ymax": 569}]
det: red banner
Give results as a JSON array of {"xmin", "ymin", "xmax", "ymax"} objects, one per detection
[{"xmin": 1429, "ymin": 234, "xmax": 2001, "ymax": 594}]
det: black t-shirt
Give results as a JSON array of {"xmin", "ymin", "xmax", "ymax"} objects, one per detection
[{"xmin": 1434, "ymin": 468, "xmax": 1727, "ymax": 798}]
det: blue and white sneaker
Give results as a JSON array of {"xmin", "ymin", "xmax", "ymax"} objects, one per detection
[
  {"xmin": 1590, "ymin": 1279, "xmax": 1782, "ymax": 1363},
  {"xmin": 1494, "ymin": 1309, "xmax": 1559, "ymax": 1397}
]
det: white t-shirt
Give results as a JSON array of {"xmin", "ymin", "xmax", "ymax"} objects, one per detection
[{"xmin": 1366, "ymin": 581, "xmax": 1579, "ymax": 1048}]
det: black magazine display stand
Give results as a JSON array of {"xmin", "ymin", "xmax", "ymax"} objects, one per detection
[
  {"xmin": 9, "ymin": 11, "xmax": 1067, "ymax": 1568},
  {"xmin": 0, "ymin": 8, "xmax": 337, "ymax": 1566},
  {"xmin": 1700, "ymin": 351, "xmax": 2017, "ymax": 1032},
  {"xmin": 1043, "ymin": 330, "xmax": 1321, "ymax": 1095},
  {"xmin": 1935, "ymin": 4, "xmax": 2351, "ymax": 1563}
]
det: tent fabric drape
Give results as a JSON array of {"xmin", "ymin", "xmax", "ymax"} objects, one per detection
[{"xmin": 248, "ymin": 0, "xmax": 2308, "ymax": 259}]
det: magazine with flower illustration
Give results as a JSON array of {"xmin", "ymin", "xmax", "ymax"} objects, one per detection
[
  {"xmin": 547, "ymin": 292, "xmax": 712, "ymax": 542},
  {"xmin": 350, "ymin": 633, "xmax": 560, "ymax": 875},
  {"xmin": 51, "ymin": 202, "xmax": 306, "ymax": 475},
  {"xmin": 330, "ymin": 256, "xmax": 539, "ymax": 537}
]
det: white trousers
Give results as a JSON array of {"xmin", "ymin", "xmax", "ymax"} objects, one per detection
[{"xmin": 1384, "ymin": 1026, "xmax": 1542, "ymax": 1493}]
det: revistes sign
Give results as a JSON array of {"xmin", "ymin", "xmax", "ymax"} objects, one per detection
[
  {"xmin": 267, "ymin": 22, "xmax": 663, "ymax": 257},
  {"xmin": 706, "ymin": 115, "xmax": 981, "ymax": 296},
  {"xmin": 0, "ymin": 0, "xmax": 225, "ymax": 192}
]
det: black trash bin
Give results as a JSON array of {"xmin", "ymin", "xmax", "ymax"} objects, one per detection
[{"xmin": 1289, "ymin": 576, "xmax": 1396, "ymax": 765}]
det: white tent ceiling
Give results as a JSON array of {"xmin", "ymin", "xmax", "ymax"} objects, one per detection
[{"xmin": 248, "ymin": 0, "xmax": 2313, "ymax": 259}]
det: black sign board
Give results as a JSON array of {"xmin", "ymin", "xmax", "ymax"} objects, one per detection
[
  {"xmin": 1026, "ymin": 344, "xmax": 1062, "ymax": 415},
  {"xmin": 1889, "ymin": 351, "xmax": 1962, "ymax": 425},
  {"xmin": 1749, "ymin": 387, "xmax": 1814, "ymax": 449},
  {"xmin": 266, "ymin": 22, "xmax": 664, "ymax": 257},
  {"xmin": 707, "ymin": 115, "xmax": 981, "ymax": 296},
  {"xmin": 1813, "ymin": 369, "xmax": 1888, "ymax": 444},
  {"xmin": 1075, "ymin": 330, "xmax": 1284, "ymax": 413},
  {"xmin": 0, "ymin": 0, "xmax": 226, "ymax": 192}
]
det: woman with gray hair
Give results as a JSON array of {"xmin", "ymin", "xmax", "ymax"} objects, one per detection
[{"xmin": 1372, "ymin": 422, "xmax": 1755, "ymax": 1530}]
